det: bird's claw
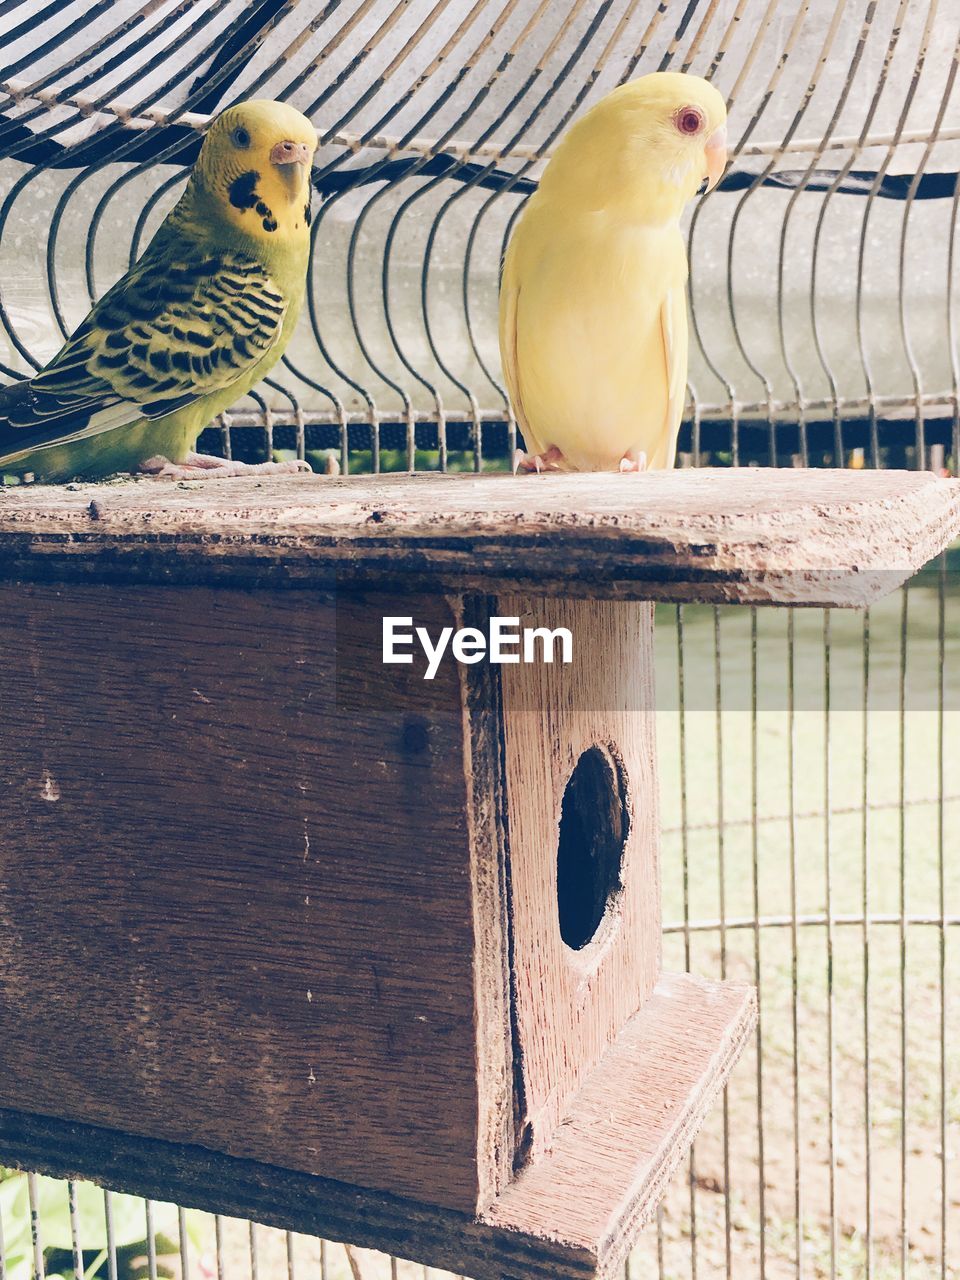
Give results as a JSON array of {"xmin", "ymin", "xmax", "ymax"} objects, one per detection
[
  {"xmin": 619, "ymin": 450, "xmax": 648, "ymax": 473},
  {"xmin": 512, "ymin": 446, "xmax": 564, "ymax": 474},
  {"xmin": 140, "ymin": 453, "xmax": 315, "ymax": 480}
]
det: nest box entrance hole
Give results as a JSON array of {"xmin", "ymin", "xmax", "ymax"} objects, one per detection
[{"xmin": 556, "ymin": 744, "xmax": 630, "ymax": 951}]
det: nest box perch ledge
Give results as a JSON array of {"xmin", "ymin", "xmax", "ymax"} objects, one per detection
[{"xmin": 0, "ymin": 468, "xmax": 956, "ymax": 1280}]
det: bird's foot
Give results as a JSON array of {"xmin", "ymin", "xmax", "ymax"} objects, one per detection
[
  {"xmin": 618, "ymin": 449, "xmax": 648, "ymax": 473},
  {"xmin": 140, "ymin": 452, "xmax": 314, "ymax": 480},
  {"xmin": 512, "ymin": 445, "xmax": 565, "ymax": 474}
]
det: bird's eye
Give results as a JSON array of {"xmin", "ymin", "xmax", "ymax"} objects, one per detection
[
  {"xmin": 674, "ymin": 106, "xmax": 704, "ymax": 136},
  {"xmin": 232, "ymin": 126, "xmax": 251, "ymax": 148}
]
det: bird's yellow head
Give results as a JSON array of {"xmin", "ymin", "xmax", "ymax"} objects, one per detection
[
  {"xmin": 192, "ymin": 100, "xmax": 318, "ymax": 243},
  {"xmin": 542, "ymin": 72, "xmax": 728, "ymax": 222}
]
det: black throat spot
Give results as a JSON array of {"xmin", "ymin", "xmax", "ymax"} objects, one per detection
[{"xmin": 229, "ymin": 171, "xmax": 260, "ymax": 211}]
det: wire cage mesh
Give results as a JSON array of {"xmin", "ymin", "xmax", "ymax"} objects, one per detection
[{"xmin": 0, "ymin": 2, "xmax": 957, "ymax": 1279}]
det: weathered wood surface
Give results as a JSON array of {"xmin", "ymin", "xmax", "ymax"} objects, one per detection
[
  {"xmin": 498, "ymin": 597, "xmax": 660, "ymax": 1162},
  {"xmin": 0, "ymin": 469, "xmax": 955, "ymax": 604},
  {"xmin": 486, "ymin": 971, "xmax": 758, "ymax": 1279},
  {"xmin": 455, "ymin": 595, "xmax": 516, "ymax": 1208},
  {"xmin": 0, "ymin": 973, "xmax": 756, "ymax": 1280},
  {"xmin": 0, "ymin": 583, "xmax": 505, "ymax": 1213}
]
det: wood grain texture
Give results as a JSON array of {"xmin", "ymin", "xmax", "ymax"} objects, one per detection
[
  {"xmin": 0, "ymin": 1105, "xmax": 591, "ymax": 1280},
  {"xmin": 497, "ymin": 597, "xmax": 660, "ymax": 1161},
  {"xmin": 485, "ymin": 971, "xmax": 758, "ymax": 1279},
  {"xmin": 0, "ymin": 468, "xmax": 955, "ymax": 605},
  {"xmin": 0, "ymin": 583, "xmax": 498, "ymax": 1212},
  {"xmin": 454, "ymin": 594, "xmax": 515, "ymax": 1209},
  {"xmin": 0, "ymin": 973, "xmax": 755, "ymax": 1280}
]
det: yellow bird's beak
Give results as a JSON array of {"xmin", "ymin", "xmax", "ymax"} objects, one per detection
[{"xmin": 704, "ymin": 123, "xmax": 728, "ymax": 192}]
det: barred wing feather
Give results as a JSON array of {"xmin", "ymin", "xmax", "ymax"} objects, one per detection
[{"xmin": 0, "ymin": 248, "xmax": 286, "ymax": 461}]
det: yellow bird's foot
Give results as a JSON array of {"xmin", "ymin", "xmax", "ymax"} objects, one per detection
[
  {"xmin": 140, "ymin": 453, "xmax": 314, "ymax": 480},
  {"xmin": 619, "ymin": 450, "xmax": 648, "ymax": 473},
  {"xmin": 512, "ymin": 445, "xmax": 565, "ymax": 474}
]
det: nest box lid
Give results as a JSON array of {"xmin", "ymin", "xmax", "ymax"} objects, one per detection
[{"xmin": 0, "ymin": 468, "xmax": 957, "ymax": 605}]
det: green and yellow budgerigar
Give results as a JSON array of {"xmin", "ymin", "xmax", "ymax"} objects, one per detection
[
  {"xmin": 0, "ymin": 100, "xmax": 318, "ymax": 482},
  {"xmin": 499, "ymin": 72, "xmax": 727, "ymax": 474}
]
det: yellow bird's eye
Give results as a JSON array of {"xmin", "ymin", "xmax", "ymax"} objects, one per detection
[
  {"xmin": 231, "ymin": 125, "xmax": 251, "ymax": 149},
  {"xmin": 674, "ymin": 106, "xmax": 704, "ymax": 136}
]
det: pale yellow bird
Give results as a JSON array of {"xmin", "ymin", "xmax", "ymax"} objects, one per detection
[{"xmin": 499, "ymin": 72, "xmax": 727, "ymax": 474}]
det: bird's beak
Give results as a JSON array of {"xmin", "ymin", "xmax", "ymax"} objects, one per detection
[
  {"xmin": 270, "ymin": 140, "xmax": 314, "ymax": 167},
  {"xmin": 704, "ymin": 123, "xmax": 728, "ymax": 192},
  {"xmin": 270, "ymin": 140, "xmax": 314, "ymax": 197}
]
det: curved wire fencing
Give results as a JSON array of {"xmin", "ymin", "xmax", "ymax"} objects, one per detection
[{"xmin": 0, "ymin": 2, "xmax": 957, "ymax": 1278}]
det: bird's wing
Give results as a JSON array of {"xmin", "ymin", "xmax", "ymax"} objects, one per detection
[
  {"xmin": 498, "ymin": 240, "xmax": 546, "ymax": 458},
  {"xmin": 0, "ymin": 248, "xmax": 287, "ymax": 461},
  {"xmin": 651, "ymin": 280, "xmax": 689, "ymax": 471}
]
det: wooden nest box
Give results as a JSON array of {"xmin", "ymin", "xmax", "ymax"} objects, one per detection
[{"xmin": 0, "ymin": 469, "xmax": 957, "ymax": 1279}]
